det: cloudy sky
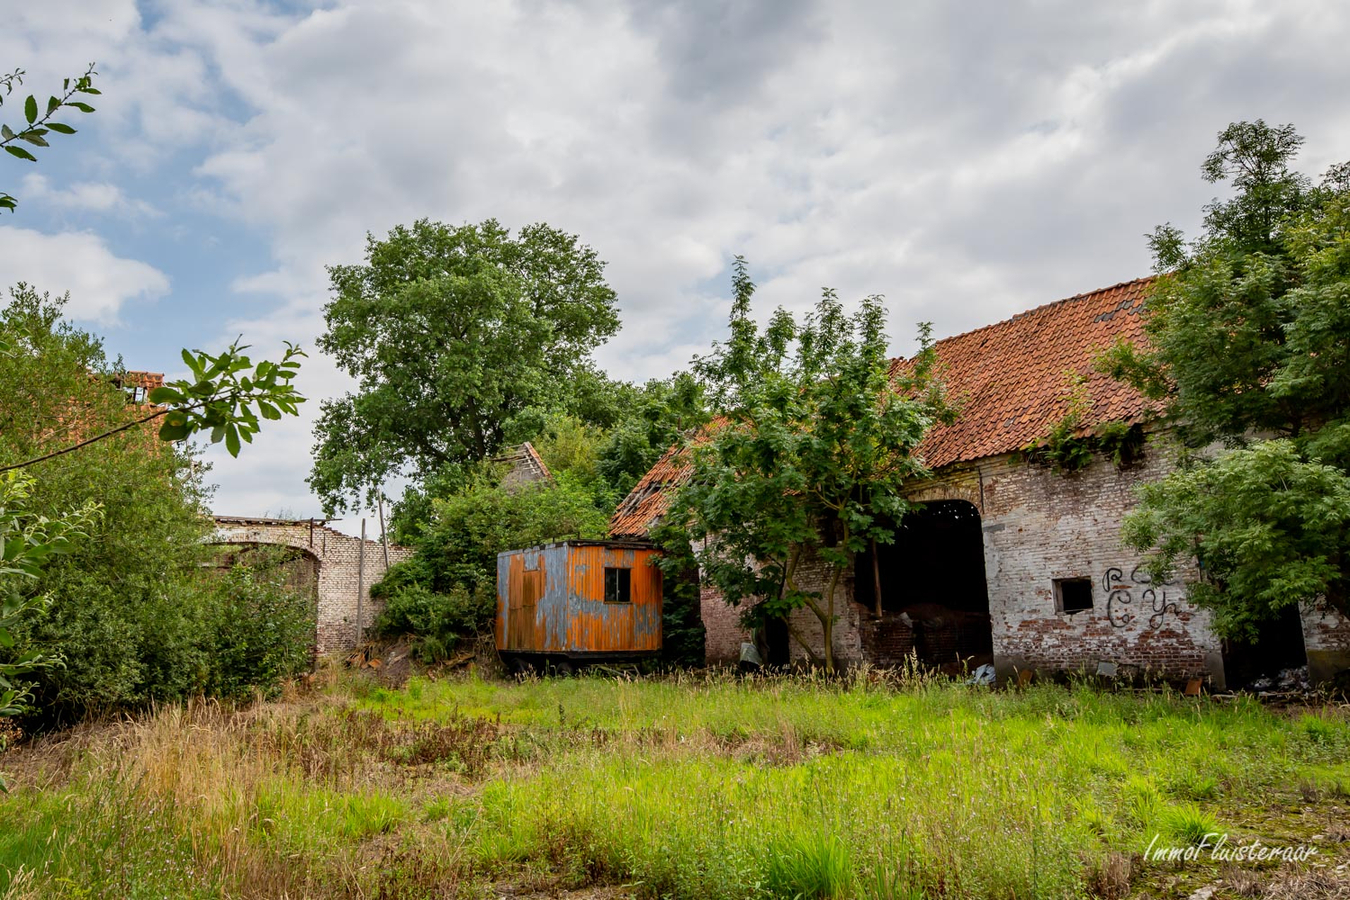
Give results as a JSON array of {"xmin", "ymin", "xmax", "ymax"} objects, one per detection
[{"xmin": 2, "ymin": 0, "xmax": 1346, "ymax": 533}]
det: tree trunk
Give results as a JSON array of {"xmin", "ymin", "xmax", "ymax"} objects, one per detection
[{"xmin": 871, "ymin": 538, "xmax": 883, "ymax": 618}]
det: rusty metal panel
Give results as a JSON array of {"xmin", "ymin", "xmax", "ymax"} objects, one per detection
[
  {"xmin": 498, "ymin": 542, "xmax": 663, "ymax": 654},
  {"xmin": 563, "ymin": 544, "xmax": 662, "ymax": 653}
]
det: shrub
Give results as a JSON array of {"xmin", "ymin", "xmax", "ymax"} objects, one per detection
[
  {"xmin": 373, "ymin": 584, "xmax": 494, "ymax": 664},
  {"xmin": 203, "ymin": 550, "xmax": 316, "ymax": 699}
]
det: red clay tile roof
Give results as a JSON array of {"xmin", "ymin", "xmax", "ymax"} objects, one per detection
[
  {"xmin": 608, "ymin": 442, "xmax": 695, "ymax": 539},
  {"xmin": 117, "ymin": 371, "xmax": 165, "ymax": 390},
  {"xmin": 607, "ymin": 277, "xmax": 1157, "ymax": 538},
  {"xmin": 912, "ymin": 276, "xmax": 1155, "ymax": 468}
]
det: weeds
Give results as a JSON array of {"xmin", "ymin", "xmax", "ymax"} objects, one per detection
[{"xmin": 0, "ymin": 670, "xmax": 1346, "ymax": 899}]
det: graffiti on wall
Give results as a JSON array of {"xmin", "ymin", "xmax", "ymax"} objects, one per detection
[{"xmin": 1103, "ymin": 565, "xmax": 1179, "ymax": 630}]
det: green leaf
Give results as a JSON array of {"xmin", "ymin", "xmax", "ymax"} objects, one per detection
[
  {"xmin": 45, "ymin": 122, "xmax": 74, "ymax": 135},
  {"xmin": 46, "ymin": 95, "xmax": 60, "ymax": 115},
  {"xmin": 147, "ymin": 386, "xmax": 184, "ymax": 405},
  {"xmin": 1, "ymin": 124, "xmax": 13, "ymax": 141},
  {"xmin": 68, "ymin": 101, "xmax": 94, "ymax": 113},
  {"xmin": 4, "ymin": 145, "xmax": 36, "ymax": 162},
  {"xmin": 23, "ymin": 95, "xmax": 36, "ymax": 124},
  {"xmin": 19, "ymin": 132, "xmax": 48, "ymax": 148},
  {"xmin": 158, "ymin": 420, "xmax": 191, "ymax": 442},
  {"xmin": 225, "ymin": 425, "xmax": 241, "ymax": 457}
]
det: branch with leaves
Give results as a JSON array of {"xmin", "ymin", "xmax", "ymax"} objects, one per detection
[
  {"xmin": 0, "ymin": 62, "xmax": 99, "ymax": 212},
  {"xmin": 0, "ymin": 340, "xmax": 306, "ymax": 474}
]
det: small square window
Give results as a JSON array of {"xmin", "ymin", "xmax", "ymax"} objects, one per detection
[
  {"xmin": 1054, "ymin": 578, "xmax": 1093, "ymax": 614},
  {"xmin": 604, "ymin": 567, "xmax": 631, "ymax": 603}
]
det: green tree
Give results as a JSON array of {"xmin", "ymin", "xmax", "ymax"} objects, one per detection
[
  {"xmin": 1107, "ymin": 121, "xmax": 1350, "ymax": 638},
  {"xmin": 0, "ymin": 290, "xmax": 315, "ymax": 721},
  {"xmin": 310, "ymin": 218, "xmax": 621, "ymax": 514},
  {"xmin": 595, "ymin": 372, "xmax": 709, "ymax": 499},
  {"xmin": 372, "ymin": 465, "xmax": 609, "ymax": 662},
  {"xmin": 663, "ymin": 260, "xmax": 949, "ymax": 671},
  {"xmin": 0, "ymin": 290, "xmax": 213, "ymax": 717},
  {"xmin": 0, "ymin": 63, "xmax": 308, "ymax": 731}
]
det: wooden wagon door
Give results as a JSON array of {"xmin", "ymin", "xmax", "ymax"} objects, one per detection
[{"xmin": 510, "ymin": 564, "xmax": 543, "ymax": 649}]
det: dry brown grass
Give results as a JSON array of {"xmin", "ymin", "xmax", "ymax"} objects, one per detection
[
  {"xmin": 1262, "ymin": 869, "xmax": 1350, "ymax": 900},
  {"xmin": 1, "ymin": 675, "xmax": 499, "ymax": 898}
]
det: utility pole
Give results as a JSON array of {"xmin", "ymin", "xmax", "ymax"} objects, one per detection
[
  {"xmin": 356, "ymin": 518, "xmax": 367, "ymax": 645},
  {"xmin": 376, "ymin": 494, "xmax": 390, "ymax": 568}
]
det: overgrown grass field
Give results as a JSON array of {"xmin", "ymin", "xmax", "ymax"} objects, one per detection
[{"xmin": 1, "ymin": 669, "xmax": 1347, "ymax": 899}]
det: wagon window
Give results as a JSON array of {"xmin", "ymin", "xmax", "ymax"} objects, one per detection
[{"xmin": 604, "ymin": 567, "xmax": 631, "ymax": 603}]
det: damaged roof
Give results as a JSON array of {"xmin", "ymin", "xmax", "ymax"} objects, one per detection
[
  {"xmin": 608, "ymin": 277, "xmax": 1157, "ymax": 539},
  {"xmin": 494, "ymin": 441, "xmax": 555, "ymax": 490}
]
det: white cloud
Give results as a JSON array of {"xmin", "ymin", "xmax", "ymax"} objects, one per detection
[
  {"xmin": 20, "ymin": 174, "xmax": 159, "ymax": 216},
  {"xmin": 6, "ymin": 0, "xmax": 1350, "ymax": 529},
  {"xmin": 0, "ymin": 226, "xmax": 169, "ymax": 322}
]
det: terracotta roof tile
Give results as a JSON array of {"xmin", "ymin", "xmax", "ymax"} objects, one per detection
[
  {"xmin": 607, "ymin": 277, "xmax": 1157, "ymax": 538},
  {"xmin": 608, "ymin": 442, "xmax": 694, "ymax": 539},
  {"xmin": 912, "ymin": 276, "xmax": 1156, "ymax": 468}
]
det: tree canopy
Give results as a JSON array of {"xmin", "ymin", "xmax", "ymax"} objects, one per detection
[
  {"xmin": 1108, "ymin": 121, "xmax": 1350, "ymax": 638},
  {"xmin": 309, "ymin": 218, "xmax": 622, "ymax": 514},
  {"xmin": 660, "ymin": 259, "xmax": 949, "ymax": 671}
]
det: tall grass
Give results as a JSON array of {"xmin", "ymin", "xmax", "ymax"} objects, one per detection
[{"xmin": 1, "ymin": 670, "xmax": 1346, "ymax": 899}]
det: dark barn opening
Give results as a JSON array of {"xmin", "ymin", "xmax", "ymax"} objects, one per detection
[
  {"xmin": 1221, "ymin": 602, "xmax": 1307, "ymax": 690},
  {"xmin": 856, "ymin": 500, "xmax": 993, "ymax": 674}
]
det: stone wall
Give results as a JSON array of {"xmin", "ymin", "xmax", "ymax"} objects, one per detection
[
  {"xmin": 211, "ymin": 517, "xmax": 414, "ymax": 655},
  {"xmin": 699, "ymin": 441, "xmax": 1238, "ymax": 683}
]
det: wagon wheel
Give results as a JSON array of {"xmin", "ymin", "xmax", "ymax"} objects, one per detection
[
  {"xmin": 552, "ymin": 659, "xmax": 575, "ymax": 677},
  {"xmin": 511, "ymin": 656, "xmax": 535, "ymax": 678}
]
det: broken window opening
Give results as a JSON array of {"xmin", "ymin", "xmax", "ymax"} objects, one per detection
[
  {"xmin": 604, "ymin": 567, "xmax": 631, "ymax": 603},
  {"xmin": 1054, "ymin": 577, "xmax": 1094, "ymax": 614}
]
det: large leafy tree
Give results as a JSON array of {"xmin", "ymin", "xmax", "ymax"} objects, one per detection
[
  {"xmin": 663, "ymin": 260, "xmax": 949, "ymax": 671},
  {"xmin": 310, "ymin": 218, "xmax": 622, "ymax": 514},
  {"xmin": 1107, "ymin": 121, "xmax": 1350, "ymax": 638},
  {"xmin": 0, "ymin": 62, "xmax": 306, "ymax": 735}
]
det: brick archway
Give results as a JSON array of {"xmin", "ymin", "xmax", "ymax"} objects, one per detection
[{"xmin": 210, "ymin": 516, "xmax": 413, "ymax": 653}]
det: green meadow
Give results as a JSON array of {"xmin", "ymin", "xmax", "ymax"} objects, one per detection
[{"xmin": 1, "ymin": 669, "xmax": 1347, "ymax": 899}]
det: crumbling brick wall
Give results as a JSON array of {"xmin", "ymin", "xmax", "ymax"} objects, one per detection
[
  {"xmin": 974, "ymin": 446, "xmax": 1223, "ymax": 681},
  {"xmin": 699, "ymin": 441, "xmax": 1233, "ymax": 682},
  {"xmin": 1302, "ymin": 602, "xmax": 1350, "ymax": 685},
  {"xmin": 211, "ymin": 518, "xmax": 414, "ymax": 654}
]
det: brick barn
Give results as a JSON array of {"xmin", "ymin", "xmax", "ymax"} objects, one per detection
[{"xmin": 609, "ymin": 278, "xmax": 1350, "ymax": 688}]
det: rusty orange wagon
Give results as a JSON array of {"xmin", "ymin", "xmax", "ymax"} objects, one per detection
[{"xmin": 495, "ymin": 540, "xmax": 663, "ymax": 675}]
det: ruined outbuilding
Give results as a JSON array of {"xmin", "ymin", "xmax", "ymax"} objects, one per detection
[
  {"xmin": 211, "ymin": 516, "xmax": 413, "ymax": 653},
  {"xmin": 610, "ymin": 277, "xmax": 1350, "ymax": 687}
]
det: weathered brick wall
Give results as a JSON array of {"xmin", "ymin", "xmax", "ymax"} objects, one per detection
[
  {"xmin": 698, "ymin": 441, "xmax": 1227, "ymax": 681},
  {"xmin": 974, "ymin": 446, "xmax": 1223, "ymax": 682},
  {"xmin": 698, "ymin": 439, "xmax": 1350, "ymax": 685},
  {"xmin": 210, "ymin": 519, "xmax": 414, "ymax": 655},
  {"xmin": 700, "ymin": 543, "xmax": 865, "ymax": 667},
  {"xmin": 1302, "ymin": 601, "xmax": 1350, "ymax": 684}
]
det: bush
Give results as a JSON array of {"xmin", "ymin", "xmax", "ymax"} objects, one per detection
[
  {"xmin": 373, "ymin": 584, "xmax": 494, "ymax": 664},
  {"xmin": 0, "ymin": 288, "xmax": 314, "ymax": 722},
  {"xmin": 203, "ymin": 551, "xmax": 316, "ymax": 699},
  {"xmin": 371, "ymin": 469, "xmax": 608, "ymax": 658}
]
